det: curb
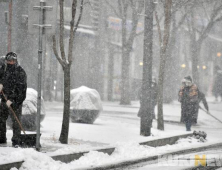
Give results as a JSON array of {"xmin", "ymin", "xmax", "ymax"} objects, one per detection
[
  {"xmin": 0, "ymin": 133, "xmax": 192, "ymax": 170},
  {"xmin": 0, "ymin": 161, "xmax": 24, "ymax": 170},
  {"xmin": 83, "ymin": 142, "xmax": 222, "ymax": 170},
  {"xmin": 51, "ymin": 133, "xmax": 193, "ymax": 163}
]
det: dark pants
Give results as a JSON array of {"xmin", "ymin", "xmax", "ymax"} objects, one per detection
[
  {"xmin": 181, "ymin": 102, "xmax": 198, "ymax": 131},
  {"xmin": 0, "ymin": 102, "xmax": 22, "ymax": 144},
  {"xmin": 185, "ymin": 119, "xmax": 192, "ymax": 131}
]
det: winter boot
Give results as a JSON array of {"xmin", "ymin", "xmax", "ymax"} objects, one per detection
[{"xmin": 0, "ymin": 137, "xmax": 7, "ymax": 144}]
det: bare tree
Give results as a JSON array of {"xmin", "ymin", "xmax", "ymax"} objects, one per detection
[
  {"xmin": 157, "ymin": 0, "xmax": 172, "ymax": 130},
  {"xmin": 163, "ymin": 1, "xmax": 192, "ymax": 103},
  {"xmin": 119, "ymin": 0, "xmax": 144, "ymax": 105},
  {"xmin": 105, "ymin": 0, "xmax": 144, "ymax": 105},
  {"xmin": 186, "ymin": 0, "xmax": 222, "ymax": 85},
  {"xmin": 155, "ymin": 0, "xmax": 192, "ymax": 130},
  {"xmin": 52, "ymin": 0, "xmax": 84, "ymax": 144}
]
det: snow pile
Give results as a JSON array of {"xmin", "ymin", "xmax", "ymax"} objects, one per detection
[
  {"xmin": 70, "ymin": 86, "xmax": 102, "ymax": 111},
  {"xmin": 70, "ymin": 86, "xmax": 102, "ymax": 124},
  {"xmin": 69, "ymin": 137, "xmax": 206, "ymax": 169},
  {"xmin": 7, "ymin": 88, "xmax": 46, "ymax": 131},
  {"xmin": 22, "ymin": 88, "xmax": 46, "ymax": 116},
  {"xmin": 3, "ymin": 149, "xmax": 65, "ymax": 170},
  {"xmin": 4, "ymin": 137, "xmax": 208, "ymax": 170},
  {"xmin": 176, "ymin": 136, "xmax": 206, "ymax": 145}
]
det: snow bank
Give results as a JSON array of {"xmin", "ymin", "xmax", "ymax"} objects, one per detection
[
  {"xmin": 22, "ymin": 88, "xmax": 46, "ymax": 116},
  {"xmin": 70, "ymin": 86, "xmax": 102, "ymax": 124},
  {"xmin": 4, "ymin": 137, "xmax": 208, "ymax": 170},
  {"xmin": 69, "ymin": 137, "xmax": 204, "ymax": 168},
  {"xmin": 70, "ymin": 86, "xmax": 102, "ymax": 111}
]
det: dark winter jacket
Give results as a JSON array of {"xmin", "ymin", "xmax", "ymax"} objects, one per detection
[
  {"xmin": 178, "ymin": 84, "xmax": 199, "ymax": 123},
  {"xmin": 0, "ymin": 63, "xmax": 27, "ymax": 107}
]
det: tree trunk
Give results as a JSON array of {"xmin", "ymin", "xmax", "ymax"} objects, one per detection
[
  {"xmin": 59, "ymin": 65, "xmax": 71, "ymax": 144},
  {"xmin": 140, "ymin": 0, "xmax": 154, "ymax": 136},
  {"xmin": 108, "ymin": 48, "xmax": 114, "ymax": 101},
  {"xmin": 157, "ymin": 0, "xmax": 172, "ymax": 131},
  {"xmin": 120, "ymin": 13, "xmax": 131, "ymax": 105},
  {"xmin": 120, "ymin": 48, "xmax": 131, "ymax": 105},
  {"xmin": 191, "ymin": 40, "xmax": 201, "ymax": 86},
  {"xmin": 163, "ymin": 15, "xmax": 177, "ymax": 103}
]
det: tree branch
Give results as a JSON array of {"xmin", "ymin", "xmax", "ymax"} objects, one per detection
[
  {"xmin": 105, "ymin": 0, "xmax": 120, "ymax": 17},
  {"xmin": 67, "ymin": 0, "xmax": 77, "ymax": 65},
  {"xmin": 155, "ymin": 11, "xmax": 162, "ymax": 46},
  {"xmin": 126, "ymin": 0, "xmax": 143, "ymax": 48},
  {"xmin": 198, "ymin": 3, "xmax": 222, "ymax": 43},
  {"xmin": 175, "ymin": 12, "xmax": 187, "ymax": 30},
  {"xmin": 52, "ymin": 35, "xmax": 65, "ymax": 68},
  {"xmin": 59, "ymin": 0, "xmax": 66, "ymax": 62},
  {"xmin": 118, "ymin": 0, "xmax": 123, "ymax": 18},
  {"xmin": 74, "ymin": 0, "xmax": 84, "ymax": 34}
]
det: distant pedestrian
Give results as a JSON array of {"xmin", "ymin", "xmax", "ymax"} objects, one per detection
[
  {"xmin": 212, "ymin": 65, "xmax": 222, "ymax": 102},
  {"xmin": 178, "ymin": 76, "xmax": 199, "ymax": 131},
  {"xmin": 0, "ymin": 52, "xmax": 27, "ymax": 147}
]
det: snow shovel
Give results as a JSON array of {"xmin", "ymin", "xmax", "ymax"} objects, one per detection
[
  {"xmin": 199, "ymin": 105, "xmax": 222, "ymax": 124},
  {"xmin": 2, "ymin": 92, "xmax": 38, "ymax": 148}
]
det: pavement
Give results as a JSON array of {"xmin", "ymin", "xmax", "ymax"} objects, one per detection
[
  {"xmin": 4, "ymin": 98, "xmax": 221, "ymax": 152},
  {"xmin": 102, "ymin": 98, "xmax": 222, "ymax": 138}
]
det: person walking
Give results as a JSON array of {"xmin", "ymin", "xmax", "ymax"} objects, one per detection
[
  {"xmin": 178, "ymin": 76, "xmax": 199, "ymax": 131},
  {"xmin": 0, "ymin": 52, "xmax": 27, "ymax": 147}
]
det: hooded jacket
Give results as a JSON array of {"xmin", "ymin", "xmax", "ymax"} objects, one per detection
[{"xmin": 0, "ymin": 63, "xmax": 27, "ymax": 107}]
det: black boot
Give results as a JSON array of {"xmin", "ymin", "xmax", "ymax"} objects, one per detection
[{"xmin": 0, "ymin": 138, "xmax": 7, "ymax": 144}]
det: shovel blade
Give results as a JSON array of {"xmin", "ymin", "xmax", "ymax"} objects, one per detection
[{"xmin": 19, "ymin": 134, "xmax": 41, "ymax": 148}]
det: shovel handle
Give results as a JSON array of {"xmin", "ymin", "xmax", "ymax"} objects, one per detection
[
  {"xmin": 207, "ymin": 111, "xmax": 222, "ymax": 124},
  {"xmin": 199, "ymin": 105, "xmax": 222, "ymax": 124},
  {"xmin": 1, "ymin": 92, "xmax": 26, "ymax": 134}
]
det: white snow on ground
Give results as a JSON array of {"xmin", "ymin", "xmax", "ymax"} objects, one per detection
[
  {"xmin": 1, "ymin": 137, "xmax": 211, "ymax": 170},
  {"xmin": 0, "ymin": 98, "xmax": 222, "ymax": 169}
]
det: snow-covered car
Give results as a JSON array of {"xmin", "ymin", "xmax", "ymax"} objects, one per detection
[
  {"xmin": 70, "ymin": 86, "xmax": 103, "ymax": 124},
  {"xmin": 7, "ymin": 88, "xmax": 46, "ymax": 131}
]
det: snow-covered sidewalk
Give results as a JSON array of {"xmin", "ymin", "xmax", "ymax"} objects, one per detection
[{"xmin": 0, "ymin": 99, "xmax": 222, "ymax": 169}]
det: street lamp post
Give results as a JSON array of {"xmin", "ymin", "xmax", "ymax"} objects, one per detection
[
  {"xmin": 32, "ymin": 0, "xmax": 52, "ymax": 151},
  {"xmin": 7, "ymin": 0, "xmax": 12, "ymax": 52}
]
